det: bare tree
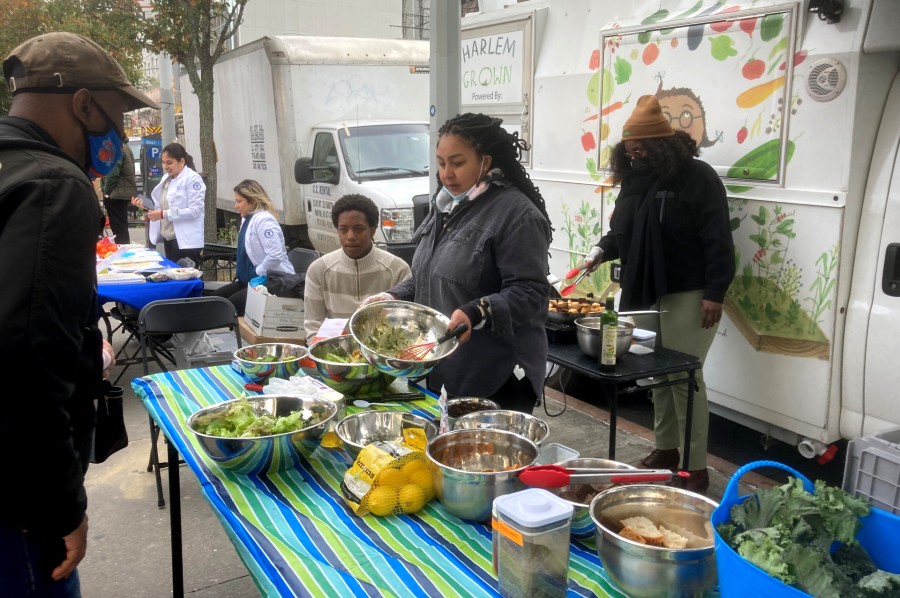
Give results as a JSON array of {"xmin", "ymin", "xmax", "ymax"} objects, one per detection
[{"xmin": 143, "ymin": 0, "xmax": 249, "ymax": 242}]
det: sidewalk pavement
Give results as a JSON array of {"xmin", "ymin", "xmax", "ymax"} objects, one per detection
[{"xmin": 78, "ymin": 319, "xmax": 769, "ymax": 597}]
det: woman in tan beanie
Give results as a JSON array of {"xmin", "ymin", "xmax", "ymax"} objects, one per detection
[{"xmin": 583, "ymin": 95, "xmax": 735, "ymax": 494}]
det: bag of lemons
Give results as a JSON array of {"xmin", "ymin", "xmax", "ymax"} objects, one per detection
[{"xmin": 340, "ymin": 441, "xmax": 435, "ymax": 516}]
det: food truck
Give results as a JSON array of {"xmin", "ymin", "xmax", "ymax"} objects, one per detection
[{"xmin": 462, "ymin": 0, "xmax": 900, "ymax": 453}]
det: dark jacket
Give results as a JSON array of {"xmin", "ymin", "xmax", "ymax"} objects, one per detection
[
  {"xmin": 598, "ymin": 158, "xmax": 735, "ymax": 308},
  {"xmin": 100, "ymin": 143, "xmax": 137, "ymax": 200},
  {"xmin": 390, "ymin": 175, "xmax": 551, "ymax": 397},
  {"xmin": 0, "ymin": 116, "xmax": 102, "ymax": 538}
]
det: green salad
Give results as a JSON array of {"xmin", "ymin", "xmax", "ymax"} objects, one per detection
[
  {"xmin": 367, "ymin": 322, "xmax": 417, "ymax": 357},
  {"xmin": 192, "ymin": 397, "xmax": 328, "ymax": 438},
  {"xmin": 317, "ymin": 345, "xmax": 364, "ymax": 363},
  {"xmin": 246, "ymin": 354, "xmax": 299, "ymax": 363}
]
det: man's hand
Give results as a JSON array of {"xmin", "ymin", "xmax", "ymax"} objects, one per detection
[
  {"xmin": 701, "ymin": 300, "xmax": 724, "ymax": 329},
  {"xmin": 448, "ymin": 309, "xmax": 472, "ymax": 345},
  {"xmin": 101, "ymin": 338, "xmax": 115, "ymax": 380},
  {"xmin": 583, "ymin": 246, "xmax": 604, "ymax": 273},
  {"xmin": 360, "ymin": 292, "xmax": 395, "ymax": 306},
  {"xmin": 51, "ymin": 516, "xmax": 88, "ymax": 581}
]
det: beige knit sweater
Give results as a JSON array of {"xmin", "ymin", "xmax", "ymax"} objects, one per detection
[{"xmin": 303, "ymin": 246, "xmax": 411, "ymax": 339}]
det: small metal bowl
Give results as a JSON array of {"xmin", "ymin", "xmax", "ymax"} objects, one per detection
[
  {"xmin": 349, "ymin": 300, "xmax": 460, "ymax": 379},
  {"xmin": 590, "ymin": 484, "xmax": 719, "ymax": 598},
  {"xmin": 452, "ymin": 409, "xmax": 550, "ymax": 446},
  {"xmin": 574, "ymin": 316, "xmax": 636, "ymax": 359},
  {"xmin": 233, "ymin": 343, "xmax": 307, "ymax": 383},
  {"xmin": 426, "ymin": 428, "xmax": 538, "ymax": 522},
  {"xmin": 306, "ymin": 334, "xmax": 396, "ymax": 395},
  {"xmin": 549, "ymin": 457, "xmax": 636, "ymax": 539},
  {"xmin": 186, "ymin": 394, "xmax": 337, "ymax": 474},
  {"xmin": 335, "ymin": 410, "xmax": 438, "ymax": 459},
  {"xmin": 436, "ymin": 397, "xmax": 501, "ymax": 431}
]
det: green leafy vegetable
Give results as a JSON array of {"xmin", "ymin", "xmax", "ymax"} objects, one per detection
[
  {"xmin": 717, "ymin": 477, "xmax": 889, "ymax": 597},
  {"xmin": 193, "ymin": 397, "xmax": 327, "ymax": 438}
]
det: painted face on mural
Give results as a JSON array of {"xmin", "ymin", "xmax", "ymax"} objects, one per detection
[{"xmin": 657, "ymin": 93, "xmax": 706, "ymax": 147}]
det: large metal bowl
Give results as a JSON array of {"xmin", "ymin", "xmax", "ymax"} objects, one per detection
[
  {"xmin": 590, "ymin": 484, "xmax": 719, "ymax": 598},
  {"xmin": 452, "ymin": 410, "xmax": 550, "ymax": 446},
  {"xmin": 233, "ymin": 343, "xmax": 307, "ymax": 383},
  {"xmin": 549, "ymin": 458, "xmax": 636, "ymax": 539},
  {"xmin": 574, "ymin": 317, "xmax": 635, "ymax": 359},
  {"xmin": 426, "ymin": 428, "xmax": 538, "ymax": 522},
  {"xmin": 348, "ymin": 300, "xmax": 460, "ymax": 379},
  {"xmin": 185, "ymin": 395, "xmax": 337, "ymax": 474},
  {"xmin": 335, "ymin": 410, "xmax": 438, "ymax": 460},
  {"xmin": 306, "ymin": 335, "xmax": 396, "ymax": 395}
]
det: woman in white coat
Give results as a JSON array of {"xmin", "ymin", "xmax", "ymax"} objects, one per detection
[
  {"xmin": 131, "ymin": 142, "xmax": 205, "ymax": 265},
  {"xmin": 212, "ymin": 180, "xmax": 294, "ymax": 315}
]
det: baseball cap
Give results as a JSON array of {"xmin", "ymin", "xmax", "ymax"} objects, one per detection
[{"xmin": 3, "ymin": 32, "xmax": 159, "ymax": 112}]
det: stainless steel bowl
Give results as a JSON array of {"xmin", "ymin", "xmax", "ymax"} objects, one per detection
[
  {"xmin": 426, "ymin": 428, "xmax": 538, "ymax": 522},
  {"xmin": 335, "ymin": 410, "xmax": 438, "ymax": 459},
  {"xmin": 590, "ymin": 484, "xmax": 719, "ymax": 598},
  {"xmin": 233, "ymin": 343, "xmax": 307, "ymax": 383},
  {"xmin": 186, "ymin": 395, "xmax": 337, "ymax": 473},
  {"xmin": 307, "ymin": 335, "xmax": 396, "ymax": 395},
  {"xmin": 349, "ymin": 300, "xmax": 460, "ymax": 379},
  {"xmin": 549, "ymin": 458, "xmax": 636, "ymax": 539},
  {"xmin": 452, "ymin": 410, "xmax": 550, "ymax": 446},
  {"xmin": 574, "ymin": 317, "xmax": 636, "ymax": 359}
]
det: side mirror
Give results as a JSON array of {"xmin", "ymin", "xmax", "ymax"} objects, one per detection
[{"xmin": 294, "ymin": 157, "xmax": 340, "ymax": 185}]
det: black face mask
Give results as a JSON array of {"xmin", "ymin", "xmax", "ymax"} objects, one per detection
[{"xmin": 629, "ymin": 158, "xmax": 653, "ymax": 174}]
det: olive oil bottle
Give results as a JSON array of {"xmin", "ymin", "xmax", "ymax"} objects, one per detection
[{"xmin": 600, "ymin": 295, "xmax": 617, "ymax": 371}]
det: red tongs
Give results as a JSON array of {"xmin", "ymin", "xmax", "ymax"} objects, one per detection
[
  {"xmin": 519, "ymin": 464, "xmax": 689, "ymax": 489},
  {"xmin": 560, "ymin": 265, "xmax": 590, "ymax": 297}
]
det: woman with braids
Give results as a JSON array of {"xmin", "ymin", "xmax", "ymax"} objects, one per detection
[
  {"xmin": 363, "ymin": 113, "xmax": 552, "ymax": 413},
  {"xmin": 582, "ymin": 95, "xmax": 735, "ymax": 494},
  {"xmin": 211, "ymin": 180, "xmax": 294, "ymax": 315}
]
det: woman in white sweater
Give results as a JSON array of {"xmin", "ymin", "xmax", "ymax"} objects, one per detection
[{"xmin": 212, "ymin": 180, "xmax": 294, "ymax": 315}]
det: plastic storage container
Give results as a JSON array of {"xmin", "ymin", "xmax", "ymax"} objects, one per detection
[
  {"xmin": 632, "ymin": 328, "xmax": 657, "ymax": 348},
  {"xmin": 492, "ymin": 488, "xmax": 574, "ymax": 597},
  {"xmin": 843, "ymin": 427, "xmax": 900, "ymax": 514},
  {"xmin": 535, "ymin": 442, "xmax": 580, "ymax": 465}
]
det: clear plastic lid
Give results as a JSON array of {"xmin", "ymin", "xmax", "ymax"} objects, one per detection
[{"xmin": 494, "ymin": 488, "xmax": 573, "ymax": 529}]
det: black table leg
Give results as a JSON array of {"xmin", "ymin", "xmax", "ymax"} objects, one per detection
[
  {"xmin": 168, "ymin": 441, "xmax": 184, "ymax": 598},
  {"xmin": 682, "ymin": 371, "xmax": 695, "ymax": 471},
  {"xmin": 608, "ymin": 384, "xmax": 618, "ymax": 461}
]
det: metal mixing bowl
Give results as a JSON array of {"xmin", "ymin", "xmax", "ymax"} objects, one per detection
[
  {"xmin": 349, "ymin": 300, "xmax": 460, "ymax": 379},
  {"xmin": 233, "ymin": 343, "xmax": 307, "ymax": 383},
  {"xmin": 452, "ymin": 410, "xmax": 550, "ymax": 446},
  {"xmin": 589, "ymin": 484, "xmax": 719, "ymax": 598},
  {"xmin": 436, "ymin": 397, "xmax": 500, "ymax": 431},
  {"xmin": 335, "ymin": 410, "xmax": 438, "ymax": 459},
  {"xmin": 186, "ymin": 395, "xmax": 337, "ymax": 474},
  {"xmin": 306, "ymin": 334, "xmax": 396, "ymax": 395},
  {"xmin": 426, "ymin": 428, "xmax": 538, "ymax": 522},
  {"xmin": 574, "ymin": 317, "xmax": 636, "ymax": 359},
  {"xmin": 548, "ymin": 458, "xmax": 636, "ymax": 539}
]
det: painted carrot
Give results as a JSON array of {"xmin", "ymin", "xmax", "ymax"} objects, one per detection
[
  {"xmin": 736, "ymin": 76, "xmax": 786, "ymax": 108},
  {"xmin": 601, "ymin": 94, "xmax": 631, "ymax": 116}
]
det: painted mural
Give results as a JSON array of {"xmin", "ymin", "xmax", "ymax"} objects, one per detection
[{"xmin": 562, "ymin": 2, "xmax": 835, "ymax": 359}]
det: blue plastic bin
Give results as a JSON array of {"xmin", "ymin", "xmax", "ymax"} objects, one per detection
[{"xmin": 712, "ymin": 460, "xmax": 900, "ymax": 597}]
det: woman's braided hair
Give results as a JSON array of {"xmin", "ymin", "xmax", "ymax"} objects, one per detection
[{"xmin": 438, "ymin": 113, "xmax": 552, "ymax": 229}]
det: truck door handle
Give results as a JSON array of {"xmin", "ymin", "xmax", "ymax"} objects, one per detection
[
  {"xmin": 884, "ymin": 243, "xmax": 900, "ymax": 297},
  {"xmin": 307, "ymin": 200, "xmax": 312, "ymax": 212}
]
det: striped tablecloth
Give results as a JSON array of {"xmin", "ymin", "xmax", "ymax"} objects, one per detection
[{"xmin": 132, "ymin": 365, "xmax": 625, "ymax": 597}]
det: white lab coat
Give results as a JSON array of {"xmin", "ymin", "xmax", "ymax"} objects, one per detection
[
  {"xmin": 148, "ymin": 166, "xmax": 205, "ymax": 249},
  {"xmin": 243, "ymin": 210, "xmax": 294, "ymax": 276}
]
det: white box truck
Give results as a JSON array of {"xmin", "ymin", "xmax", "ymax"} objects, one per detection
[
  {"xmin": 179, "ymin": 35, "xmax": 431, "ymax": 260},
  {"xmin": 462, "ymin": 0, "xmax": 900, "ymax": 455}
]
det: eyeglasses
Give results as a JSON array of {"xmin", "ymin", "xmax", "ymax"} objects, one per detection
[
  {"xmin": 662, "ymin": 110, "xmax": 702, "ymax": 129},
  {"xmin": 624, "ymin": 148, "xmax": 646, "ymax": 159}
]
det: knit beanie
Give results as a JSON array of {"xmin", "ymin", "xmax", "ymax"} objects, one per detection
[{"xmin": 622, "ymin": 95, "xmax": 675, "ymax": 140}]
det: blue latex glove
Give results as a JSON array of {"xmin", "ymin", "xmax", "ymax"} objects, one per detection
[{"xmin": 249, "ymin": 275, "xmax": 268, "ymax": 288}]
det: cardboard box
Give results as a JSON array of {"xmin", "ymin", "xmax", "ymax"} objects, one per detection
[
  {"xmin": 243, "ymin": 284, "xmax": 305, "ymax": 338},
  {"xmin": 239, "ymin": 317, "xmax": 305, "ymax": 345}
]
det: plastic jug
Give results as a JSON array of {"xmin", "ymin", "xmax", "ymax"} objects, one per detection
[{"xmin": 492, "ymin": 488, "xmax": 574, "ymax": 597}]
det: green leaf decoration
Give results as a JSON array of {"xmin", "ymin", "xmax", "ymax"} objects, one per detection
[{"xmin": 614, "ymin": 57, "xmax": 633, "ymax": 84}]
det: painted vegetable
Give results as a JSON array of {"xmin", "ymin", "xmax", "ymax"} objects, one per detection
[
  {"xmin": 581, "ymin": 131, "xmax": 597, "ymax": 152},
  {"xmin": 725, "ymin": 139, "xmax": 795, "ymax": 193},
  {"xmin": 742, "ymin": 58, "xmax": 765, "ymax": 80},
  {"xmin": 642, "ymin": 42, "xmax": 660, "ymax": 65},
  {"xmin": 589, "ymin": 49, "xmax": 600, "ymax": 71},
  {"xmin": 759, "ymin": 13, "xmax": 784, "ymax": 42},
  {"xmin": 709, "ymin": 35, "xmax": 738, "ymax": 61},
  {"xmin": 687, "ymin": 1, "xmax": 729, "ymax": 51},
  {"xmin": 613, "ymin": 56, "xmax": 632, "ymax": 84},
  {"xmin": 736, "ymin": 75, "xmax": 786, "ymax": 108},
  {"xmin": 600, "ymin": 94, "xmax": 630, "ymax": 116},
  {"xmin": 709, "ymin": 5, "xmax": 740, "ymax": 32},
  {"xmin": 737, "ymin": 125, "xmax": 748, "ymax": 144},
  {"xmin": 739, "ymin": 16, "xmax": 757, "ymax": 37},
  {"xmin": 661, "ymin": 0, "xmax": 704, "ymax": 35},
  {"xmin": 637, "ymin": 8, "xmax": 669, "ymax": 44}
]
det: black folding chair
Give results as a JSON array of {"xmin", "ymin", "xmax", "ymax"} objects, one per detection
[
  {"xmin": 287, "ymin": 247, "xmax": 320, "ymax": 274},
  {"xmin": 138, "ymin": 296, "xmax": 242, "ymax": 508}
]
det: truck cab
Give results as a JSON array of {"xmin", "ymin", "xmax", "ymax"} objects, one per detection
[{"xmin": 294, "ymin": 120, "xmax": 431, "ymax": 262}]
